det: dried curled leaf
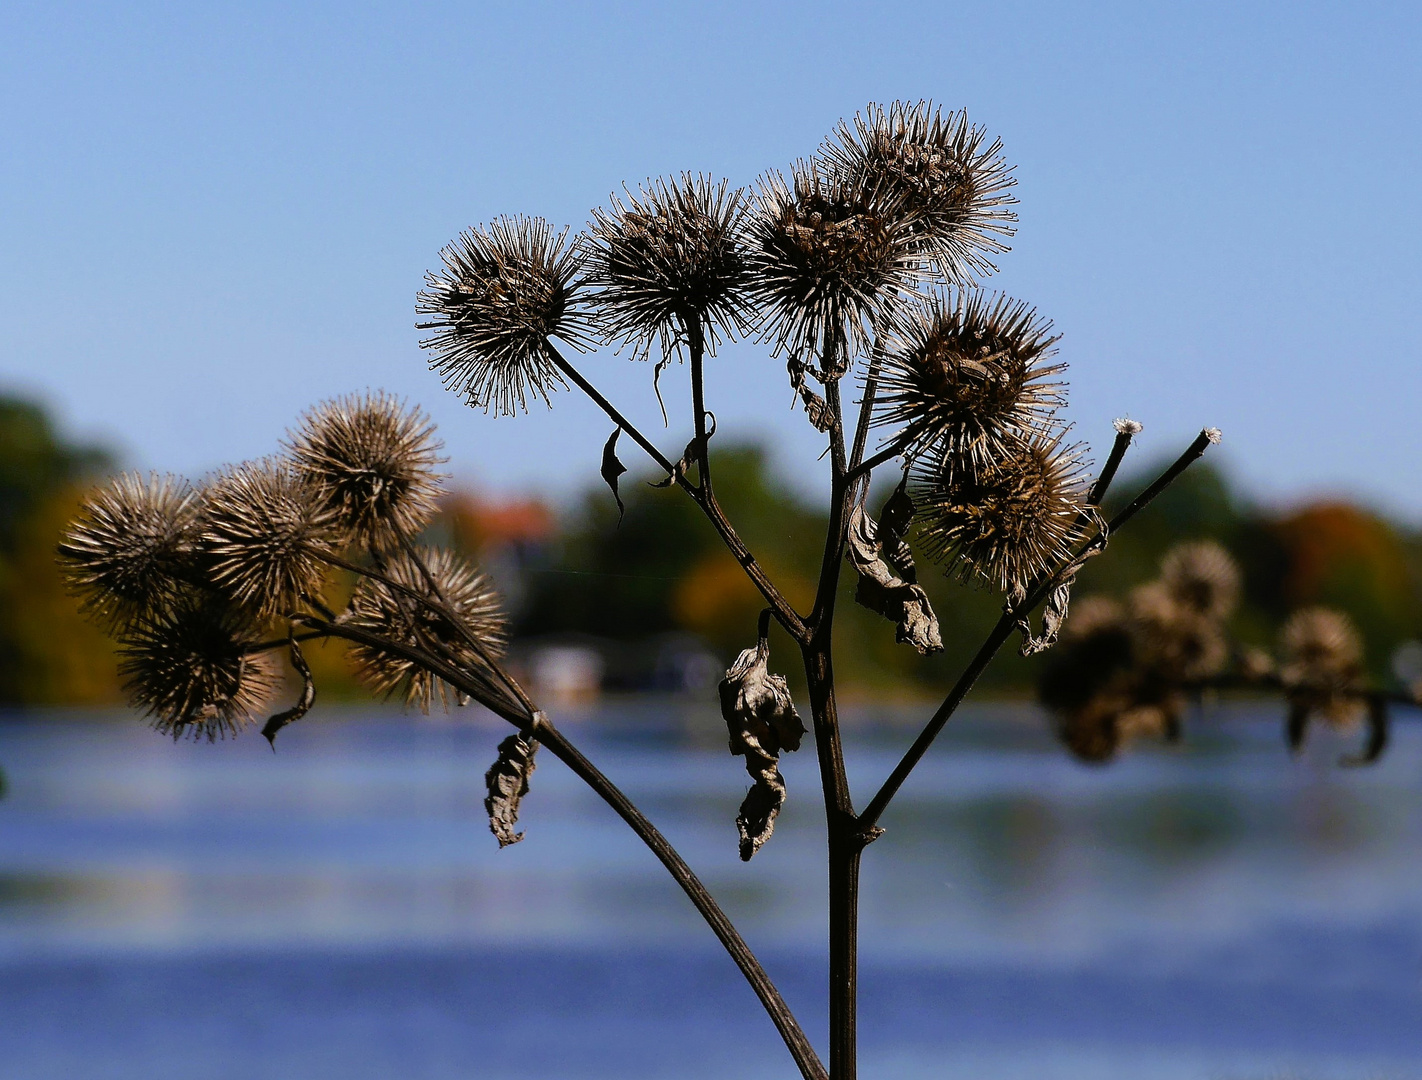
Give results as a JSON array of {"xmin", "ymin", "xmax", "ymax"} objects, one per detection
[
  {"xmin": 846, "ymin": 500, "xmax": 943, "ymax": 655},
  {"xmin": 719, "ymin": 637, "xmax": 805, "ymax": 860},
  {"xmin": 601, "ymin": 428, "xmax": 628, "ymax": 522},
  {"xmin": 261, "ymin": 633, "xmax": 317, "ymax": 747},
  {"xmin": 484, "ymin": 731, "xmax": 539, "ymax": 848},
  {"xmin": 651, "ymin": 414, "xmax": 717, "ymax": 489}
]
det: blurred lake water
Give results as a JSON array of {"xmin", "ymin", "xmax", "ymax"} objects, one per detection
[{"xmin": 1, "ymin": 701, "xmax": 1419, "ymax": 1079}]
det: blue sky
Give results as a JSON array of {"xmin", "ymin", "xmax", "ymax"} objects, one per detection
[{"xmin": 1, "ymin": 2, "xmax": 1418, "ymax": 517}]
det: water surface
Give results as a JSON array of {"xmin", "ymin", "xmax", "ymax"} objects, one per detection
[{"xmin": 1, "ymin": 702, "xmax": 1418, "ymax": 1078}]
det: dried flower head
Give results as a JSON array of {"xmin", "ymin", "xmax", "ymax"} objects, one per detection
[
  {"xmin": 1280, "ymin": 607, "xmax": 1366, "ymax": 727},
  {"xmin": 746, "ymin": 163, "xmax": 919, "ymax": 364},
  {"xmin": 913, "ymin": 432, "xmax": 1088, "ymax": 591},
  {"xmin": 58, "ymin": 472, "xmax": 200, "ymax": 629},
  {"xmin": 874, "ymin": 290, "xmax": 1063, "ymax": 461},
  {"xmin": 118, "ymin": 598, "xmax": 279, "ymax": 741},
  {"xmin": 287, "ymin": 392, "xmax": 444, "ymax": 552},
  {"xmin": 1128, "ymin": 581, "xmax": 1229, "ymax": 683},
  {"xmin": 585, "ymin": 175, "xmax": 755, "ymax": 360},
  {"xmin": 417, "ymin": 216, "xmax": 595, "ymax": 414},
  {"xmin": 820, "ymin": 101, "xmax": 1017, "ymax": 284},
  {"xmin": 201, "ymin": 459, "xmax": 340, "ymax": 619},
  {"xmin": 346, "ymin": 547, "xmax": 508, "ymax": 712},
  {"xmin": 1160, "ymin": 541, "xmax": 1241, "ymax": 622}
]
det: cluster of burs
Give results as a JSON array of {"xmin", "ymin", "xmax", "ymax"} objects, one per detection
[
  {"xmin": 56, "ymin": 99, "xmax": 1401, "ymax": 768},
  {"xmin": 1042, "ymin": 539, "xmax": 1396, "ymax": 765},
  {"xmin": 59, "ymin": 391, "xmax": 508, "ymax": 739}
]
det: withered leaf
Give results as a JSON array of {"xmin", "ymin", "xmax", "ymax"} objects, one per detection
[
  {"xmin": 846, "ymin": 505, "xmax": 942, "ymax": 655},
  {"xmin": 484, "ymin": 731, "xmax": 539, "ymax": 848},
  {"xmin": 719, "ymin": 637, "xmax": 804, "ymax": 860},
  {"xmin": 262, "ymin": 632, "xmax": 316, "ymax": 747},
  {"xmin": 601, "ymin": 427, "xmax": 628, "ymax": 523}
]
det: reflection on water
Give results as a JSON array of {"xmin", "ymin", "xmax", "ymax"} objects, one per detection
[{"xmin": 0, "ymin": 702, "xmax": 1420, "ymax": 1079}]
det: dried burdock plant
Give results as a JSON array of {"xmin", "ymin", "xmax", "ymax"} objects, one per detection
[
  {"xmin": 1280, "ymin": 606, "xmax": 1368, "ymax": 731},
  {"xmin": 76, "ymin": 101, "xmax": 1401, "ymax": 1080},
  {"xmin": 746, "ymin": 162, "xmax": 919, "ymax": 366},
  {"xmin": 873, "ymin": 290, "xmax": 1063, "ymax": 462},
  {"xmin": 117, "ymin": 597, "xmax": 280, "ymax": 741},
  {"xmin": 1128, "ymin": 580, "xmax": 1230, "ymax": 684},
  {"xmin": 820, "ymin": 100, "xmax": 1017, "ymax": 284},
  {"xmin": 1159, "ymin": 540, "xmax": 1241, "ymax": 622},
  {"xmin": 58, "ymin": 472, "xmax": 201, "ymax": 630},
  {"xmin": 417, "ymin": 216, "xmax": 595, "ymax": 414},
  {"xmin": 287, "ymin": 392, "xmax": 444, "ymax": 553},
  {"xmin": 345, "ymin": 546, "xmax": 508, "ymax": 712},
  {"xmin": 912, "ymin": 431, "xmax": 1089, "ymax": 593},
  {"xmin": 202, "ymin": 459, "xmax": 341, "ymax": 619},
  {"xmin": 585, "ymin": 174, "xmax": 756, "ymax": 361}
]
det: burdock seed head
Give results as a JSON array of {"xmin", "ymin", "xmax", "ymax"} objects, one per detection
[
  {"xmin": 746, "ymin": 162, "xmax": 920, "ymax": 365},
  {"xmin": 417, "ymin": 216, "xmax": 595, "ymax": 415},
  {"xmin": 287, "ymin": 392, "xmax": 445, "ymax": 553},
  {"xmin": 873, "ymin": 290, "xmax": 1063, "ymax": 462},
  {"xmin": 118, "ymin": 597, "xmax": 280, "ymax": 741},
  {"xmin": 1128, "ymin": 581, "xmax": 1229, "ymax": 683},
  {"xmin": 584, "ymin": 174, "xmax": 756, "ymax": 360},
  {"xmin": 345, "ymin": 546, "xmax": 507, "ymax": 712},
  {"xmin": 819, "ymin": 100, "xmax": 1017, "ymax": 285},
  {"xmin": 1159, "ymin": 540, "xmax": 1241, "ymax": 622},
  {"xmin": 913, "ymin": 431, "xmax": 1088, "ymax": 592},
  {"xmin": 58, "ymin": 472, "xmax": 201, "ymax": 630},
  {"xmin": 200, "ymin": 458, "xmax": 340, "ymax": 620}
]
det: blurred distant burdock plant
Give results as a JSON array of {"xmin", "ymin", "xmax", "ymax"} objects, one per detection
[{"xmin": 61, "ymin": 100, "xmax": 1415, "ymax": 1080}]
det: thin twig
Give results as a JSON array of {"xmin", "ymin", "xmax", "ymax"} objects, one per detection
[{"xmin": 545, "ymin": 342, "xmax": 809, "ymax": 643}]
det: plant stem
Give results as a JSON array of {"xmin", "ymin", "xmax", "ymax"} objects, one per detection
[
  {"xmin": 301, "ymin": 615, "xmax": 827, "ymax": 1080},
  {"xmin": 803, "ymin": 639, "xmax": 861, "ymax": 1080},
  {"xmin": 857, "ymin": 428, "xmax": 1219, "ymax": 832}
]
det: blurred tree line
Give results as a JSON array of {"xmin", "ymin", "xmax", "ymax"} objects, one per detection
[
  {"xmin": 510, "ymin": 440, "xmax": 1422, "ymax": 697},
  {"xmin": 5, "ymin": 391, "xmax": 1420, "ymax": 705},
  {"xmin": 0, "ymin": 395, "xmax": 117, "ymax": 705}
]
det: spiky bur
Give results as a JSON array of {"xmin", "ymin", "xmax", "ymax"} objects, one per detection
[
  {"xmin": 745, "ymin": 163, "xmax": 919, "ymax": 367},
  {"xmin": 913, "ymin": 432, "xmax": 1088, "ymax": 593},
  {"xmin": 417, "ymin": 216, "xmax": 596, "ymax": 415},
  {"xmin": 1160, "ymin": 540, "xmax": 1241, "ymax": 622},
  {"xmin": 819, "ymin": 100, "xmax": 1017, "ymax": 284},
  {"xmin": 287, "ymin": 392, "xmax": 444, "ymax": 553},
  {"xmin": 58, "ymin": 473, "xmax": 201, "ymax": 629},
  {"xmin": 1280, "ymin": 607, "xmax": 1367, "ymax": 730},
  {"xmin": 718, "ymin": 638, "xmax": 806, "ymax": 861},
  {"xmin": 584, "ymin": 175, "xmax": 756, "ymax": 361},
  {"xmin": 873, "ymin": 291, "xmax": 1063, "ymax": 462},
  {"xmin": 345, "ymin": 547, "xmax": 508, "ymax": 712},
  {"xmin": 201, "ymin": 459, "xmax": 340, "ymax": 619},
  {"xmin": 117, "ymin": 598, "xmax": 280, "ymax": 741}
]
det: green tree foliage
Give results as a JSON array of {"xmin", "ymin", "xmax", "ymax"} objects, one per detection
[{"xmin": 0, "ymin": 396, "xmax": 117, "ymax": 704}]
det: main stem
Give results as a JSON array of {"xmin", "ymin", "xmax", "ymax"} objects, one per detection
[{"xmin": 805, "ymin": 341, "xmax": 862, "ymax": 1080}]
